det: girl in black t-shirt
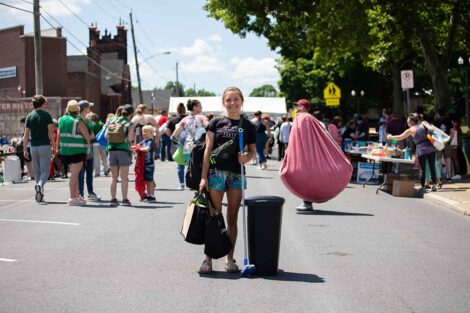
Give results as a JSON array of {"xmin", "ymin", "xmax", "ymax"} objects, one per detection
[{"xmin": 198, "ymin": 87, "xmax": 256, "ymax": 274}]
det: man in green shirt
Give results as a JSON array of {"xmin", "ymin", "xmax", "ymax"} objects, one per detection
[{"xmin": 23, "ymin": 95, "xmax": 56, "ymax": 204}]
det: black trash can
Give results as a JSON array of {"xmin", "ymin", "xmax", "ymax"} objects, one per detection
[{"xmin": 245, "ymin": 195, "xmax": 285, "ymax": 276}]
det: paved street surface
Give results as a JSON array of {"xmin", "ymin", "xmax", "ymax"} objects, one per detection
[{"xmin": 1, "ymin": 160, "xmax": 470, "ymax": 313}]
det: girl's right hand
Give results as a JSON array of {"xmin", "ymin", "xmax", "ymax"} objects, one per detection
[{"xmin": 199, "ymin": 178, "xmax": 208, "ymax": 193}]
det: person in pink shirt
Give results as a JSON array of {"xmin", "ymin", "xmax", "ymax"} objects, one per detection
[{"xmin": 328, "ymin": 116, "xmax": 342, "ymax": 146}]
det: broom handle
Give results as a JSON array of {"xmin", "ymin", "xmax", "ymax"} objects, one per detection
[{"xmin": 238, "ymin": 128, "xmax": 248, "ymax": 265}]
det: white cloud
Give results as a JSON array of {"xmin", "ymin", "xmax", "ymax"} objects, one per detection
[
  {"xmin": 180, "ymin": 39, "xmax": 213, "ymax": 56},
  {"xmin": 231, "ymin": 57, "xmax": 280, "ymax": 85},
  {"xmin": 208, "ymin": 34, "xmax": 223, "ymax": 42},
  {"xmin": 182, "ymin": 55, "xmax": 226, "ymax": 74}
]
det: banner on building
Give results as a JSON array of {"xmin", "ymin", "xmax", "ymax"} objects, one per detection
[{"xmin": 0, "ymin": 66, "xmax": 17, "ymax": 79}]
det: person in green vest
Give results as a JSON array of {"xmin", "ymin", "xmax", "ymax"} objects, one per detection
[
  {"xmin": 59, "ymin": 100, "xmax": 92, "ymax": 206},
  {"xmin": 106, "ymin": 104, "xmax": 136, "ymax": 206},
  {"xmin": 23, "ymin": 95, "xmax": 56, "ymax": 204}
]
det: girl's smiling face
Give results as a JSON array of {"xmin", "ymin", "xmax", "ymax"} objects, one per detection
[{"xmin": 223, "ymin": 90, "xmax": 243, "ymax": 114}]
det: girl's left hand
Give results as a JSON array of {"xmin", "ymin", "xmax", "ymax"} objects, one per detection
[{"xmin": 238, "ymin": 152, "xmax": 250, "ymax": 164}]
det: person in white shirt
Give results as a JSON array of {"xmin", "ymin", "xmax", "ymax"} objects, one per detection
[{"xmin": 279, "ymin": 117, "xmax": 293, "ymax": 160}]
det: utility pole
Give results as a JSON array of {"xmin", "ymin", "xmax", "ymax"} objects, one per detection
[
  {"xmin": 175, "ymin": 61, "xmax": 179, "ymax": 97},
  {"xmin": 33, "ymin": 0, "xmax": 43, "ymax": 95},
  {"xmin": 129, "ymin": 11, "xmax": 143, "ymax": 104}
]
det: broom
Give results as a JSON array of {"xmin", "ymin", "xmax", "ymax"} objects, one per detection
[{"xmin": 238, "ymin": 127, "xmax": 256, "ymax": 276}]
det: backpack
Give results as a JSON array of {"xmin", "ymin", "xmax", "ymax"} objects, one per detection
[
  {"xmin": 209, "ymin": 117, "xmax": 243, "ymax": 165},
  {"xmin": 185, "ymin": 131, "xmax": 206, "ymax": 190},
  {"xmin": 107, "ymin": 119, "xmax": 127, "ymax": 144}
]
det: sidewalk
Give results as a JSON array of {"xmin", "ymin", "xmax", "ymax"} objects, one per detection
[{"xmin": 424, "ymin": 178, "xmax": 470, "ymax": 216}]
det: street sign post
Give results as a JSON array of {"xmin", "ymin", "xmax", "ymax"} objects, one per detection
[
  {"xmin": 401, "ymin": 70, "xmax": 414, "ymax": 115},
  {"xmin": 324, "ymin": 82, "xmax": 341, "ymax": 107}
]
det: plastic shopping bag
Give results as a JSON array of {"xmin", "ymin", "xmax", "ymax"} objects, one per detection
[
  {"xmin": 279, "ymin": 113, "xmax": 352, "ymax": 203},
  {"xmin": 96, "ymin": 126, "xmax": 108, "ymax": 147}
]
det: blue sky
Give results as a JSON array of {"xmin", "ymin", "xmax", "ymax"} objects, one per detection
[{"xmin": 0, "ymin": 0, "xmax": 281, "ymax": 96}]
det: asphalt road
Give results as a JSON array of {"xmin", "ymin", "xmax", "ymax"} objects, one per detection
[{"xmin": 1, "ymin": 160, "xmax": 470, "ymax": 313}]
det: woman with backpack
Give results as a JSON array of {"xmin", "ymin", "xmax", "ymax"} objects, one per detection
[
  {"xmin": 106, "ymin": 104, "xmax": 136, "ymax": 206},
  {"xmin": 171, "ymin": 99, "xmax": 208, "ymax": 190},
  {"xmin": 197, "ymin": 87, "xmax": 256, "ymax": 274}
]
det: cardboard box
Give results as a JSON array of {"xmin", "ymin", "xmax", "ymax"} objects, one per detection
[
  {"xmin": 392, "ymin": 179, "xmax": 416, "ymax": 197},
  {"xmin": 384, "ymin": 174, "xmax": 409, "ymax": 192}
]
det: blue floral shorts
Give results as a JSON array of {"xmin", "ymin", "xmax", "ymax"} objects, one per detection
[{"xmin": 208, "ymin": 168, "xmax": 246, "ymax": 191}]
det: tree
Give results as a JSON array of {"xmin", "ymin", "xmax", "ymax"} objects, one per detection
[
  {"xmin": 250, "ymin": 84, "xmax": 277, "ymax": 97},
  {"xmin": 164, "ymin": 81, "xmax": 185, "ymax": 97},
  {"xmin": 185, "ymin": 88, "xmax": 216, "ymax": 96},
  {"xmin": 205, "ymin": 0, "xmax": 470, "ymax": 113}
]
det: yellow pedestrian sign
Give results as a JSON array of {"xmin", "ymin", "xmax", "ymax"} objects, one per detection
[{"xmin": 324, "ymin": 82, "xmax": 341, "ymax": 107}]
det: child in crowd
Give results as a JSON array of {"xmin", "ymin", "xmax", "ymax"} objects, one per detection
[{"xmin": 135, "ymin": 125, "xmax": 156, "ymax": 203}]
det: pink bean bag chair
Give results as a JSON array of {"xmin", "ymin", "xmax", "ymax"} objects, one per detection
[{"xmin": 280, "ymin": 113, "xmax": 352, "ymax": 203}]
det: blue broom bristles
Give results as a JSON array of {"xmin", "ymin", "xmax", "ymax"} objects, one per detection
[{"xmin": 241, "ymin": 259, "xmax": 256, "ymax": 276}]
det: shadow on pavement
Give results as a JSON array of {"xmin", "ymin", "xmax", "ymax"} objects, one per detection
[
  {"xmin": 198, "ymin": 269, "xmax": 325, "ymax": 283},
  {"xmin": 296, "ymin": 210, "xmax": 373, "ymax": 216},
  {"xmin": 245, "ymin": 176, "xmax": 273, "ymax": 179},
  {"xmin": 132, "ymin": 205, "xmax": 173, "ymax": 209},
  {"xmin": 157, "ymin": 188, "xmax": 188, "ymax": 192},
  {"xmin": 437, "ymin": 188, "xmax": 470, "ymax": 192},
  {"xmin": 156, "ymin": 201, "xmax": 184, "ymax": 205},
  {"xmin": 251, "ymin": 270, "xmax": 325, "ymax": 283}
]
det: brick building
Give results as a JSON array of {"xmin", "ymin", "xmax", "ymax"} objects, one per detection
[
  {"xmin": 0, "ymin": 25, "xmax": 67, "ymax": 98},
  {"xmin": 67, "ymin": 23, "xmax": 132, "ymax": 119},
  {"xmin": 0, "ymin": 23, "xmax": 133, "ymax": 125}
]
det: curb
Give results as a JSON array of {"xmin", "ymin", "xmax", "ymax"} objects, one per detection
[{"xmin": 424, "ymin": 193, "xmax": 470, "ymax": 216}]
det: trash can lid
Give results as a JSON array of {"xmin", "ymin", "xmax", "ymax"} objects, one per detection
[{"xmin": 244, "ymin": 195, "xmax": 285, "ymax": 206}]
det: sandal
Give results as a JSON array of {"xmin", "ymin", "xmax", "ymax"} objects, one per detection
[
  {"xmin": 225, "ymin": 259, "xmax": 240, "ymax": 273},
  {"xmin": 198, "ymin": 260, "xmax": 213, "ymax": 274}
]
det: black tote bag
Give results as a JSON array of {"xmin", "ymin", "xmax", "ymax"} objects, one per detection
[
  {"xmin": 180, "ymin": 192, "xmax": 208, "ymax": 245},
  {"xmin": 204, "ymin": 209, "xmax": 233, "ymax": 259}
]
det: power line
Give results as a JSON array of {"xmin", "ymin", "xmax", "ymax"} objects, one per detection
[
  {"xmin": 103, "ymin": 0, "xmax": 127, "ymax": 20},
  {"xmin": 41, "ymin": 9, "xmax": 101, "ymax": 59},
  {"xmin": 40, "ymin": 14, "xmax": 133, "ymax": 83},
  {"xmin": 0, "ymin": 2, "xmax": 34, "ymax": 14},
  {"xmin": 19, "ymin": 0, "xmax": 33, "ymax": 5},
  {"xmin": 135, "ymin": 19, "xmax": 158, "ymax": 51},
  {"xmin": 114, "ymin": 0, "xmax": 132, "ymax": 11},
  {"xmin": 56, "ymin": 0, "xmax": 89, "ymax": 28},
  {"xmin": 89, "ymin": 0, "xmax": 122, "ymax": 24}
]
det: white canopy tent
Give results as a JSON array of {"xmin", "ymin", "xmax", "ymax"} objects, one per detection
[{"xmin": 168, "ymin": 97, "xmax": 287, "ymax": 116}]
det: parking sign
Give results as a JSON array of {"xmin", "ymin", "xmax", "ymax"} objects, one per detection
[{"xmin": 401, "ymin": 70, "xmax": 414, "ymax": 89}]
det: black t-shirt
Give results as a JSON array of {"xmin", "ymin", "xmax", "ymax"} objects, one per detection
[
  {"xmin": 342, "ymin": 128, "xmax": 355, "ymax": 141},
  {"xmin": 434, "ymin": 117, "xmax": 453, "ymax": 135},
  {"xmin": 356, "ymin": 122, "xmax": 369, "ymax": 141},
  {"xmin": 166, "ymin": 114, "xmax": 186, "ymax": 134},
  {"xmin": 207, "ymin": 116, "xmax": 256, "ymax": 173}
]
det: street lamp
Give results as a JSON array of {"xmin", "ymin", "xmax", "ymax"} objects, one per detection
[
  {"xmin": 351, "ymin": 90, "xmax": 365, "ymax": 116},
  {"xmin": 458, "ymin": 56, "xmax": 470, "ymax": 127},
  {"xmin": 136, "ymin": 51, "xmax": 171, "ymax": 105},
  {"xmin": 138, "ymin": 51, "xmax": 171, "ymax": 66}
]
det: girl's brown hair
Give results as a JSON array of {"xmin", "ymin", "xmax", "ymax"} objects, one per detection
[
  {"xmin": 136, "ymin": 104, "xmax": 147, "ymax": 115},
  {"xmin": 115, "ymin": 105, "xmax": 124, "ymax": 117},
  {"xmin": 222, "ymin": 86, "xmax": 244, "ymax": 103},
  {"xmin": 177, "ymin": 102, "xmax": 186, "ymax": 115}
]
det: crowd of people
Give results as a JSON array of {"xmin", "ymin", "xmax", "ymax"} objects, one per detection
[{"xmin": 0, "ymin": 90, "xmax": 468, "ymax": 274}]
